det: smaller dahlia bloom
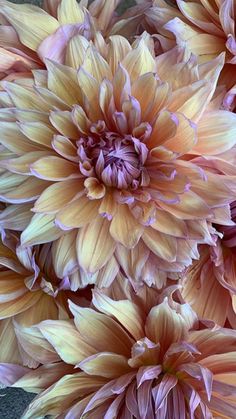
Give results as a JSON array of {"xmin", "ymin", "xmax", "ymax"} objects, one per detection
[
  {"xmin": 5, "ymin": 291, "xmax": 236, "ymax": 418},
  {"xmin": 131, "ymin": 0, "xmax": 236, "ymax": 92},
  {"xmin": 0, "ymin": 0, "xmax": 124, "ymax": 77},
  {"xmin": 1, "ymin": 37, "xmax": 236, "ymax": 286},
  {"xmin": 182, "ymin": 201, "xmax": 236, "ymax": 328},
  {"xmin": 0, "ymin": 229, "xmax": 92, "ymax": 369}
]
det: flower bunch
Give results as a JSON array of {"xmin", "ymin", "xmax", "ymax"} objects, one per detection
[{"xmin": 0, "ymin": 0, "xmax": 236, "ymax": 417}]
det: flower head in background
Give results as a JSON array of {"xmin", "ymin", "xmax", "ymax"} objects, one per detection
[
  {"xmin": 129, "ymin": 0, "xmax": 236, "ymax": 95},
  {"xmin": 1, "ymin": 36, "xmax": 236, "ymax": 288},
  {"xmin": 0, "ymin": 228, "xmax": 92, "ymax": 369},
  {"xmin": 5, "ymin": 291, "xmax": 236, "ymax": 418},
  {"xmin": 0, "ymin": 0, "xmax": 124, "ymax": 80},
  {"xmin": 181, "ymin": 201, "xmax": 236, "ymax": 328}
]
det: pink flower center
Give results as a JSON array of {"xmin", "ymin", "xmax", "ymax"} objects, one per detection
[{"xmin": 77, "ymin": 132, "xmax": 150, "ymax": 189}]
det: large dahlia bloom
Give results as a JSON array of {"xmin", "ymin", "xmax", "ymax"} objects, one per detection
[
  {"xmin": 1, "ymin": 36, "xmax": 236, "ymax": 286},
  {"xmin": 0, "ymin": 0, "xmax": 125, "ymax": 81},
  {"xmin": 181, "ymin": 201, "xmax": 236, "ymax": 328},
  {"xmin": 4, "ymin": 291, "xmax": 236, "ymax": 418}
]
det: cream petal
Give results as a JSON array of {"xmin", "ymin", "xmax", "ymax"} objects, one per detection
[
  {"xmin": 76, "ymin": 216, "xmax": 116, "ymax": 272},
  {"xmin": 122, "ymin": 38, "xmax": 156, "ymax": 81},
  {"xmin": 0, "ymin": 122, "xmax": 41, "ymax": 154},
  {"xmin": 51, "ymin": 135, "xmax": 79, "ymax": 162},
  {"xmin": 3, "ymin": 81, "xmax": 47, "ymax": 112},
  {"xmin": 107, "ymin": 35, "xmax": 132, "ymax": 74},
  {"xmin": 21, "ymin": 213, "xmax": 64, "ymax": 246},
  {"xmin": 38, "ymin": 320, "xmax": 96, "ymax": 364},
  {"xmin": 92, "ymin": 290, "xmax": 145, "ymax": 341},
  {"xmin": 193, "ymin": 110, "xmax": 236, "ymax": 155},
  {"xmin": 0, "ymin": 290, "xmax": 42, "ymax": 319},
  {"xmin": 69, "ymin": 301, "xmax": 133, "ymax": 356},
  {"xmin": 33, "ymin": 179, "xmax": 83, "ymax": 213},
  {"xmin": 142, "ymin": 228, "xmax": 177, "ymax": 262},
  {"xmin": 77, "ymin": 67, "xmax": 103, "ymax": 121},
  {"xmin": 66, "ymin": 35, "xmax": 90, "ymax": 69},
  {"xmin": 12, "ymin": 362, "xmax": 74, "ymax": 393},
  {"xmin": 14, "ymin": 320, "xmax": 60, "ymax": 364},
  {"xmin": 49, "ymin": 111, "xmax": 79, "ymax": 140},
  {"xmin": 145, "ymin": 299, "xmax": 187, "ymax": 353},
  {"xmin": 1, "ymin": 151, "xmax": 51, "ymax": 175},
  {"xmin": 0, "ymin": 204, "xmax": 32, "ymax": 231},
  {"xmin": 0, "ymin": 1, "xmax": 59, "ymax": 50},
  {"xmin": 46, "ymin": 59, "xmax": 82, "ymax": 106},
  {"xmin": 0, "ymin": 363, "xmax": 30, "ymax": 387},
  {"xmin": 21, "ymin": 373, "xmax": 107, "ymax": 419},
  {"xmin": 31, "ymin": 156, "xmax": 80, "ymax": 180},
  {"xmin": 151, "ymin": 210, "xmax": 188, "ymax": 238},
  {"xmin": 110, "ymin": 204, "xmax": 144, "ymax": 248},
  {"xmin": 52, "ymin": 231, "xmax": 78, "ymax": 278},
  {"xmin": 0, "ymin": 177, "xmax": 48, "ymax": 204},
  {"xmin": 0, "ymin": 318, "xmax": 22, "ymax": 364},
  {"xmin": 159, "ymin": 191, "xmax": 211, "ymax": 220},
  {"xmin": 57, "ymin": 0, "xmax": 84, "ymax": 24},
  {"xmin": 19, "ymin": 122, "xmax": 55, "ymax": 149},
  {"xmin": 78, "ymin": 352, "xmax": 130, "ymax": 378},
  {"xmin": 56, "ymin": 195, "xmax": 100, "ymax": 229},
  {"xmin": 83, "ymin": 46, "xmax": 112, "ymax": 83}
]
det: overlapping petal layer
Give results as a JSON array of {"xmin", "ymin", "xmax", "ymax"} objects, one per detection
[
  {"xmin": 0, "ymin": 34, "xmax": 235, "ymax": 287},
  {"xmin": 4, "ymin": 290, "xmax": 236, "ymax": 418},
  {"xmin": 182, "ymin": 201, "xmax": 236, "ymax": 327}
]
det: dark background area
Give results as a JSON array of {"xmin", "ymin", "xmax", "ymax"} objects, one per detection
[{"xmin": 0, "ymin": 0, "xmax": 135, "ymax": 418}]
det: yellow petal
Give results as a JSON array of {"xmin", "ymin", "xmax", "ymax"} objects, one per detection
[
  {"xmin": 77, "ymin": 216, "xmax": 116, "ymax": 272},
  {"xmin": 107, "ymin": 35, "xmax": 132, "ymax": 74},
  {"xmin": 46, "ymin": 59, "xmax": 82, "ymax": 106},
  {"xmin": 66, "ymin": 34, "xmax": 90, "ymax": 69},
  {"xmin": 57, "ymin": 0, "xmax": 84, "ymax": 24},
  {"xmin": 122, "ymin": 38, "xmax": 156, "ymax": 81},
  {"xmin": 82, "ymin": 46, "xmax": 112, "ymax": 83}
]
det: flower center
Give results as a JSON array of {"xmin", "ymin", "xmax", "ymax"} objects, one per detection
[{"xmin": 77, "ymin": 132, "xmax": 150, "ymax": 189}]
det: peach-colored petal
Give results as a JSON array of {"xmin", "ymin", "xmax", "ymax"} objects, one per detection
[
  {"xmin": 76, "ymin": 216, "xmax": 116, "ymax": 272},
  {"xmin": 110, "ymin": 204, "xmax": 144, "ymax": 248},
  {"xmin": 93, "ymin": 290, "xmax": 145, "ymax": 341},
  {"xmin": 56, "ymin": 195, "xmax": 100, "ymax": 229}
]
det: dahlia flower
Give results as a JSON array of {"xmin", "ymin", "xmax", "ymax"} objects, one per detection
[
  {"xmin": 0, "ymin": 0, "xmax": 124, "ymax": 81},
  {"xmin": 131, "ymin": 0, "xmax": 236, "ymax": 94},
  {"xmin": 4, "ymin": 291, "xmax": 236, "ymax": 418},
  {"xmin": 181, "ymin": 201, "xmax": 236, "ymax": 328},
  {"xmin": 0, "ymin": 228, "xmax": 93, "ymax": 370},
  {"xmin": 0, "ymin": 35, "xmax": 236, "ymax": 287}
]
